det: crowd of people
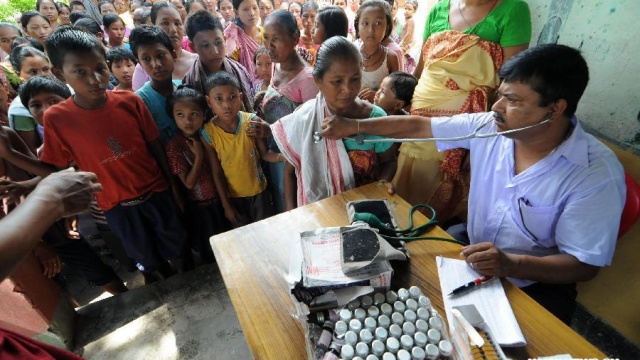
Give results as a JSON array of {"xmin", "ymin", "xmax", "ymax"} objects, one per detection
[
  {"xmin": 0, "ymin": 1, "xmax": 627, "ymax": 354},
  {"xmin": 0, "ymin": 0, "xmax": 424, "ymax": 293}
]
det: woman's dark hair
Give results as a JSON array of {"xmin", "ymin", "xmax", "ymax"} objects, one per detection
[
  {"xmin": 36, "ymin": 0, "xmax": 59, "ymax": 13},
  {"xmin": 98, "ymin": 0, "xmax": 115, "ymax": 12},
  {"xmin": 498, "ymin": 44, "xmax": 589, "ymax": 118},
  {"xmin": 102, "ymin": 14, "xmax": 124, "ymax": 31},
  {"xmin": 205, "ymin": 71, "xmax": 240, "ymax": 94},
  {"xmin": 167, "ymin": 85, "xmax": 208, "ymax": 119},
  {"xmin": 354, "ymin": 0, "xmax": 392, "ymax": 40},
  {"xmin": 264, "ymin": 10, "xmax": 299, "ymax": 38},
  {"xmin": 19, "ymin": 75, "xmax": 71, "ymax": 108},
  {"xmin": 103, "ymin": 13, "xmax": 125, "ymax": 29},
  {"xmin": 150, "ymin": 2, "xmax": 178, "ymax": 24},
  {"xmin": 185, "ymin": 10, "xmax": 223, "ymax": 42},
  {"xmin": 0, "ymin": 23, "xmax": 22, "ymax": 37},
  {"xmin": 10, "ymin": 46, "xmax": 48, "ymax": 73},
  {"xmin": 185, "ymin": 0, "xmax": 206, "ymax": 13},
  {"xmin": 10, "ymin": 37, "xmax": 44, "ymax": 52},
  {"xmin": 301, "ymin": 1, "xmax": 318, "ymax": 13},
  {"xmin": 129, "ymin": 24, "xmax": 174, "ymax": 59},
  {"xmin": 73, "ymin": 17, "xmax": 107, "ymax": 45},
  {"xmin": 69, "ymin": 10, "xmax": 91, "ymax": 23},
  {"xmin": 313, "ymin": 35, "xmax": 359, "ymax": 79},
  {"xmin": 21, "ymin": 11, "xmax": 50, "ymax": 29},
  {"xmin": 56, "ymin": 2, "xmax": 72, "ymax": 13},
  {"xmin": 316, "ymin": 6, "xmax": 347, "ymax": 40}
]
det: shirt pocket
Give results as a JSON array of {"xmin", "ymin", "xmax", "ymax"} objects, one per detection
[{"xmin": 518, "ymin": 203, "xmax": 560, "ymax": 248}]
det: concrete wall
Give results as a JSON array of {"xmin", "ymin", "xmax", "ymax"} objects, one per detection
[{"xmin": 527, "ymin": 0, "xmax": 640, "ymax": 152}]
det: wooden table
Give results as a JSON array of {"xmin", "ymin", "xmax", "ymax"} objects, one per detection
[{"xmin": 210, "ymin": 183, "xmax": 606, "ymax": 359}]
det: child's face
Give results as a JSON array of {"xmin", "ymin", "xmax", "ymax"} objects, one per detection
[
  {"xmin": 312, "ymin": 18, "xmax": 325, "ymax": 45},
  {"xmin": 107, "ymin": 21, "xmax": 126, "ymax": 45},
  {"xmin": 404, "ymin": 3, "xmax": 416, "ymax": 19},
  {"xmin": 374, "ymin": 76, "xmax": 401, "ymax": 112},
  {"xmin": 0, "ymin": 27, "xmax": 20, "ymax": 55},
  {"xmin": 237, "ymin": 0, "xmax": 259, "ymax": 28},
  {"xmin": 358, "ymin": 6, "xmax": 387, "ymax": 45},
  {"xmin": 110, "ymin": 59, "xmax": 135, "ymax": 85},
  {"xmin": 255, "ymin": 52, "xmax": 272, "ymax": 81},
  {"xmin": 173, "ymin": 99, "xmax": 205, "ymax": 137},
  {"xmin": 136, "ymin": 43, "xmax": 176, "ymax": 82},
  {"xmin": 27, "ymin": 91, "xmax": 67, "ymax": 125},
  {"xmin": 59, "ymin": 49, "xmax": 110, "ymax": 108},
  {"xmin": 19, "ymin": 56, "xmax": 52, "ymax": 82},
  {"xmin": 207, "ymin": 85, "xmax": 243, "ymax": 122},
  {"xmin": 191, "ymin": 29, "xmax": 225, "ymax": 73}
]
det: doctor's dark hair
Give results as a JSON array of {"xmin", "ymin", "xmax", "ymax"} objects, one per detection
[
  {"xmin": 46, "ymin": 26, "xmax": 105, "ymax": 70},
  {"xmin": 312, "ymin": 35, "xmax": 360, "ymax": 79},
  {"xmin": 205, "ymin": 71, "xmax": 241, "ymax": 95},
  {"xmin": 185, "ymin": 10, "xmax": 223, "ymax": 42},
  {"xmin": 69, "ymin": 10, "xmax": 91, "ymax": 24},
  {"xmin": 354, "ymin": 0, "xmax": 392, "ymax": 40},
  {"xmin": 129, "ymin": 25, "xmax": 174, "ymax": 60},
  {"xmin": 498, "ymin": 44, "xmax": 589, "ymax": 118},
  {"xmin": 19, "ymin": 75, "xmax": 71, "ymax": 109},
  {"xmin": 264, "ymin": 10, "xmax": 299, "ymax": 38}
]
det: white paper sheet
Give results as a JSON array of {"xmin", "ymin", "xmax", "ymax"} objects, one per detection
[{"xmin": 436, "ymin": 256, "xmax": 526, "ymax": 347}]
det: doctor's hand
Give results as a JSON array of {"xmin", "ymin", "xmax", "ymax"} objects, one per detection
[
  {"xmin": 460, "ymin": 242, "xmax": 519, "ymax": 278},
  {"xmin": 321, "ymin": 115, "xmax": 358, "ymax": 140}
]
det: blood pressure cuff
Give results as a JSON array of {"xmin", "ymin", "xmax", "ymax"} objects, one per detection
[{"xmin": 340, "ymin": 226, "xmax": 407, "ymax": 274}]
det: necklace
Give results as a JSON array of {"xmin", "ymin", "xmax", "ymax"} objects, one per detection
[
  {"xmin": 362, "ymin": 46, "xmax": 385, "ymax": 71},
  {"xmin": 361, "ymin": 44, "xmax": 381, "ymax": 61},
  {"xmin": 457, "ymin": 0, "xmax": 499, "ymax": 29}
]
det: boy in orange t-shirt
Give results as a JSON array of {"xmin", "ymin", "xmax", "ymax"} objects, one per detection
[{"xmin": 0, "ymin": 27, "xmax": 187, "ymax": 283}]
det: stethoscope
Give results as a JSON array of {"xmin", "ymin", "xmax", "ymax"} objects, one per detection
[{"xmin": 312, "ymin": 112, "xmax": 554, "ymax": 145}]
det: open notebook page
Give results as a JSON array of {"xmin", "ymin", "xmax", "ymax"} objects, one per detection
[{"xmin": 436, "ymin": 256, "xmax": 526, "ymax": 347}]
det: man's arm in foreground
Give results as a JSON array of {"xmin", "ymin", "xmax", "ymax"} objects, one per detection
[
  {"xmin": 321, "ymin": 115, "xmax": 433, "ymax": 140},
  {"xmin": 0, "ymin": 170, "xmax": 101, "ymax": 280}
]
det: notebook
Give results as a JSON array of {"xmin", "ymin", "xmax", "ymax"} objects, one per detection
[{"xmin": 436, "ymin": 256, "xmax": 526, "ymax": 347}]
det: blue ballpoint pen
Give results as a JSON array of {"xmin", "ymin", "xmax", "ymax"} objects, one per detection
[{"xmin": 448, "ymin": 276, "xmax": 494, "ymax": 296}]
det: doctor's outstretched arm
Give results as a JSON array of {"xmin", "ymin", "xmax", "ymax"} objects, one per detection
[{"xmin": 321, "ymin": 115, "xmax": 434, "ymax": 140}]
